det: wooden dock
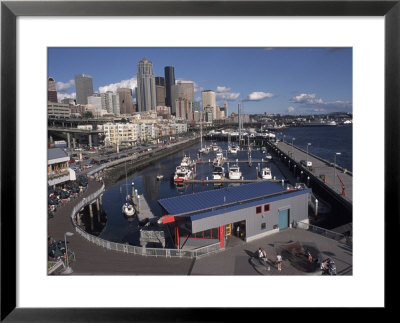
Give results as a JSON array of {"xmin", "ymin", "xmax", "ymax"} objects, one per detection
[
  {"xmin": 184, "ymin": 178, "xmax": 286, "ymax": 185},
  {"xmin": 132, "ymin": 194, "xmax": 156, "ymax": 222}
]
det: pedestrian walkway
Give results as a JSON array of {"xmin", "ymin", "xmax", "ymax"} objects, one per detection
[{"xmin": 48, "ymin": 180, "xmax": 351, "ymax": 276}]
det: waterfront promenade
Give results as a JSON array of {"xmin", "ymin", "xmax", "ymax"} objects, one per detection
[{"xmin": 48, "ymin": 178, "xmax": 351, "ymax": 275}]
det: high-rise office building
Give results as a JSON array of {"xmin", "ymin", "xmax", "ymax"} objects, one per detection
[
  {"xmin": 171, "ymin": 81, "xmax": 194, "ymax": 115},
  {"xmin": 117, "ymin": 88, "xmax": 134, "ymax": 115},
  {"xmin": 136, "ymin": 57, "xmax": 157, "ymax": 112},
  {"xmin": 155, "ymin": 77, "xmax": 166, "ymax": 107},
  {"xmin": 202, "ymin": 90, "xmax": 216, "ymax": 119},
  {"xmin": 164, "ymin": 66, "xmax": 175, "ymax": 108},
  {"xmin": 75, "ymin": 74, "xmax": 94, "ymax": 105},
  {"xmin": 101, "ymin": 91, "xmax": 120, "ymax": 115},
  {"xmin": 48, "ymin": 77, "xmax": 58, "ymax": 103}
]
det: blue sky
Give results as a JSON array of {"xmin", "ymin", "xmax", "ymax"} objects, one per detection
[{"xmin": 48, "ymin": 47, "xmax": 352, "ymax": 115}]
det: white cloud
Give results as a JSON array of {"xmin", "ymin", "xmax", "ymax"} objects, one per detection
[
  {"xmin": 287, "ymin": 106, "xmax": 295, "ymax": 113},
  {"xmin": 290, "ymin": 93, "xmax": 352, "ymax": 111},
  {"xmin": 216, "ymin": 92, "xmax": 240, "ymax": 101},
  {"xmin": 57, "ymin": 92, "xmax": 76, "ymax": 100},
  {"xmin": 98, "ymin": 77, "xmax": 137, "ymax": 93},
  {"xmin": 243, "ymin": 91, "xmax": 275, "ymax": 101},
  {"xmin": 216, "ymin": 86, "xmax": 231, "ymax": 93},
  {"xmin": 56, "ymin": 80, "xmax": 75, "ymax": 92}
]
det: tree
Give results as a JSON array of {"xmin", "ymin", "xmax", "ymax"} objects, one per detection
[{"xmin": 83, "ymin": 111, "xmax": 94, "ymax": 119}]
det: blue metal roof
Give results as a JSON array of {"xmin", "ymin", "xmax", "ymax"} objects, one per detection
[
  {"xmin": 158, "ymin": 181, "xmax": 287, "ymax": 215},
  {"xmin": 190, "ymin": 188, "xmax": 311, "ymax": 222}
]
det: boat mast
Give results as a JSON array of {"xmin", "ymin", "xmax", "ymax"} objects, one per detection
[
  {"xmin": 200, "ymin": 110, "xmax": 203, "ymax": 149},
  {"xmin": 238, "ymin": 103, "xmax": 241, "ymax": 145}
]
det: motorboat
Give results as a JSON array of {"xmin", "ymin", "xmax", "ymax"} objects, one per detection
[
  {"xmin": 229, "ymin": 145, "xmax": 239, "ymax": 154},
  {"xmin": 212, "ymin": 166, "xmax": 224, "ymax": 180},
  {"xmin": 174, "ymin": 166, "xmax": 192, "ymax": 183},
  {"xmin": 213, "ymin": 152, "xmax": 225, "ymax": 167},
  {"xmin": 211, "ymin": 143, "xmax": 219, "ymax": 152},
  {"xmin": 260, "ymin": 167, "xmax": 272, "ymax": 180},
  {"xmin": 180, "ymin": 155, "xmax": 193, "ymax": 167},
  {"xmin": 228, "ymin": 164, "xmax": 242, "ymax": 179},
  {"xmin": 122, "ymin": 202, "xmax": 135, "ymax": 216},
  {"xmin": 156, "ymin": 174, "xmax": 164, "ymax": 181},
  {"xmin": 265, "ymin": 153, "xmax": 272, "ymax": 160}
]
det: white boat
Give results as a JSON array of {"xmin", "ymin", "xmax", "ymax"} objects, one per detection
[
  {"xmin": 212, "ymin": 166, "xmax": 224, "ymax": 180},
  {"xmin": 122, "ymin": 202, "xmax": 135, "ymax": 216},
  {"xmin": 229, "ymin": 145, "xmax": 239, "ymax": 154},
  {"xmin": 213, "ymin": 152, "xmax": 225, "ymax": 167},
  {"xmin": 265, "ymin": 153, "xmax": 272, "ymax": 160},
  {"xmin": 156, "ymin": 174, "xmax": 164, "ymax": 181},
  {"xmin": 228, "ymin": 164, "xmax": 242, "ymax": 179},
  {"xmin": 122, "ymin": 161, "xmax": 135, "ymax": 216},
  {"xmin": 260, "ymin": 167, "xmax": 272, "ymax": 180},
  {"xmin": 180, "ymin": 155, "xmax": 193, "ymax": 167},
  {"xmin": 211, "ymin": 143, "xmax": 219, "ymax": 152},
  {"xmin": 174, "ymin": 166, "xmax": 192, "ymax": 183}
]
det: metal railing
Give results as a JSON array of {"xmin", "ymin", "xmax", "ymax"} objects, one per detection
[
  {"xmin": 70, "ymin": 183, "xmax": 221, "ymax": 258},
  {"xmin": 294, "ymin": 220, "xmax": 352, "ymax": 247}
]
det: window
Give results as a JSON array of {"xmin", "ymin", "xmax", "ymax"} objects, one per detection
[
  {"xmin": 256, "ymin": 206, "xmax": 262, "ymax": 214},
  {"xmin": 261, "ymin": 223, "xmax": 266, "ymax": 230},
  {"xmin": 264, "ymin": 204, "xmax": 270, "ymax": 212}
]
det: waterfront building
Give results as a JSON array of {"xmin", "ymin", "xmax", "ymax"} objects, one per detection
[
  {"xmin": 158, "ymin": 181, "xmax": 310, "ymax": 248},
  {"xmin": 48, "ymin": 102, "xmax": 71, "ymax": 119},
  {"xmin": 102, "ymin": 122, "xmax": 140, "ymax": 146},
  {"xmin": 202, "ymin": 90, "xmax": 217, "ymax": 120},
  {"xmin": 48, "ymin": 148, "xmax": 76, "ymax": 187},
  {"xmin": 117, "ymin": 88, "xmax": 134, "ymax": 115},
  {"xmin": 75, "ymin": 74, "xmax": 94, "ymax": 105},
  {"xmin": 70, "ymin": 104, "xmax": 85, "ymax": 116},
  {"xmin": 164, "ymin": 66, "xmax": 175, "ymax": 108},
  {"xmin": 48, "ymin": 77, "xmax": 58, "ymax": 103},
  {"xmin": 170, "ymin": 122, "xmax": 188, "ymax": 134},
  {"xmin": 136, "ymin": 57, "xmax": 157, "ymax": 112}
]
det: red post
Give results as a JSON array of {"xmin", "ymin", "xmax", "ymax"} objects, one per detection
[
  {"xmin": 219, "ymin": 226, "xmax": 225, "ymax": 248},
  {"xmin": 175, "ymin": 225, "xmax": 180, "ymax": 249}
]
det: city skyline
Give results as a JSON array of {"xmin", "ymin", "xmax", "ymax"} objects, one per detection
[{"xmin": 48, "ymin": 47, "xmax": 352, "ymax": 115}]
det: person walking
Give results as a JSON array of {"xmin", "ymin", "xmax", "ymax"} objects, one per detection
[
  {"xmin": 276, "ymin": 254, "xmax": 282, "ymax": 271},
  {"xmin": 307, "ymin": 251, "xmax": 313, "ymax": 263}
]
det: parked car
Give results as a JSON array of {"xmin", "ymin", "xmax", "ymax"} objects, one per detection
[{"xmin": 300, "ymin": 160, "xmax": 312, "ymax": 167}]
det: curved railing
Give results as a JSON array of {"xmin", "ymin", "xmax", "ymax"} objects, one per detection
[{"xmin": 69, "ymin": 183, "xmax": 221, "ymax": 259}]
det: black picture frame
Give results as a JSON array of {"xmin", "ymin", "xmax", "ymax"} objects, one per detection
[{"xmin": 1, "ymin": 0, "xmax": 398, "ymax": 320}]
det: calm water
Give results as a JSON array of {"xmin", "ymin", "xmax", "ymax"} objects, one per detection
[
  {"xmin": 80, "ymin": 125, "xmax": 352, "ymax": 243},
  {"xmin": 277, "ymin": 125, "xmax": 352, "ymax": 172}
]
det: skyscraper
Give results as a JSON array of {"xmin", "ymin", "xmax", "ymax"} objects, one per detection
[
  {"xmin": 164, "ymin": 66, "xmax": 175, "ymax": 108},
  {"xmin": 202, "ymin": 90, "xmax": 216, "ymax": 119},
  {"xmin": 48, "ymin": 77, "xmax": 58, "ymax": 103},
  {"xmin": 155, "ymin": 77, "xmax": 166, "ymax": 106},
  {"xmin": 136, "ymin": 57, "xmax": 157, "ymax": 112},
  {"xmin": 75, "ymin": 74, "xmax": 94, "ymax": 105},
  {"xmin": 117, "ymin": 88, "xmax": 134, "ymax": 115}
]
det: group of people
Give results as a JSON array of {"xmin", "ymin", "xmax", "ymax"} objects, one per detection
[{"xmin": 258, "ymin": 247, "xmax": 282, "ymax": 271}]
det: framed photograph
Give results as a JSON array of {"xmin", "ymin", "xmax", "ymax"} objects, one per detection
[{"xmin": 2, "ymin": 0, "xmax": 398, "ymax": 320}]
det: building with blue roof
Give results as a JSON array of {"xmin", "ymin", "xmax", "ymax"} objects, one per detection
[{"xmin": 158, "ymin": 181, "xmax": 311, "ymax": 249}]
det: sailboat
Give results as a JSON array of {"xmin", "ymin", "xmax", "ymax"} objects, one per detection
[{"xmin": 122, "ymin": 160, "xmax": 135, "ymax": 216}]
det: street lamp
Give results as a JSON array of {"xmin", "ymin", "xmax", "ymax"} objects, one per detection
[
  {"xmin": 291, "ymin": 137, "xmax": 295, "ymax": 157},
  {"xmin": 334, "ymin": 152, "xmax": 341, "ymax": 187},
  {"xmin": 306, "ymin": 143, "xmax": 311, "ymax": 165},
  {"xmin": 63, "ymin": 232, "xmax": 74, "ymax": 274}
]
